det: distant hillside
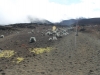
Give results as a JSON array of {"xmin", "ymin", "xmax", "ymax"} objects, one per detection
[
  {"xmin": 0, "ymin": 18, "xmax": 53, "ymax": 28},
  {"xmin": 32, "ymin": 19, "xmax": 52, "ymax": 25},
  {"xmin": 58, "ymin": 18, "xmax": 100, "ymax": 26},
  {"xmin": 78, "ymin": 18, "xmax": 100, "ymax": 25},
  {"xmin": 58, "ymin": 19, "xmax": 76, "ymax": 26},
  {"xmin": 1, "ymin": 17, "xmax": 100, "ymax": 27}
]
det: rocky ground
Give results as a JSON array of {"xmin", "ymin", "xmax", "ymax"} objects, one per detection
[{"xmin": 0, "ymin": 25, "xmax": 100, "ymax": 75}]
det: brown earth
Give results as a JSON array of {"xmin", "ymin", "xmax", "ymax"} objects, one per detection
[{"xmin": 0, "ymin": 25, "xmax": 100, "ymax": 75}]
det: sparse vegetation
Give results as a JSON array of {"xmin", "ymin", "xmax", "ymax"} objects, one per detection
[
  {"xmin": 29, "ymin": 37, "xmax": 36, "ymax": 43},
  {"xmin": 0, "ymin": 35, "xmax": 4, "ymax": 38},
  {"xmin": 0, "ymin": 50, "xmax": 15, "ymax": 58},
  {"xmin": 0, "ymin": 24, "xmax": 100, "ymax": 75},
  {"xmin": 12, "ymin": 57, "xmax": 24, "ymax": 64},
  {"xmin": 16, "ymin": 57, "xmax": 24, "ymax": 63},
  {"xmin": 29, "ymin": 47, "xmax": 53, "ymax": 54}
]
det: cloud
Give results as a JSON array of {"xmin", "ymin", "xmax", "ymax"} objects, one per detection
[{"xmin": 0, "ymin": 0, "xmax": 100, "ymax": 25}]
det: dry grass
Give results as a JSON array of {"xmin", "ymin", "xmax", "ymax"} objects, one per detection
[
  {"xmin": 12, "ymin": 57, "xmax": 24, "ymax": 64},
  {"xmin": 16, "ymin": 57, "xmax": 24, "ymax": 63},
  {"xmin": 0, "ymin": 50, "xmax": 15, "ymax": 58},
  {"xmin": 29, "ymin": 47, "xmax": 53, "ymax": 54}
]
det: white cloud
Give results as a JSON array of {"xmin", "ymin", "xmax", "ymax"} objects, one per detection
[{"xmin": 0, "ymin": 0, "xmax": 100, "ymax": 25}]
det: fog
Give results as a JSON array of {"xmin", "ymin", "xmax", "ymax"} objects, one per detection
[{"xmin": 0, "ymin": 0, "xmax": 100, "ymax": 25}]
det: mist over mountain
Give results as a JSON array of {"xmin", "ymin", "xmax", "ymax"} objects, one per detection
[
  {"xmin": 31, "ymin": 19, "xmax": 52, "ymax": 24},
  {"xmin": 0, "ymin": 18, "xmax": 53, "ymax": 26},
  {"xmin": 56, "ymin": 17, "xmax": 100, "ymax": 26},
  {"xmin": 78, "ymin": 18, "xmax": 100, "ymax": 25},
  {"xmin": 1, "ymin": 17, "xmax": 100, "ymax": 26},
  {"xmin": 58, "ymin": 19, "xmax": 76, "ymax": 26},
  {"xmin": 24, "ymin": 17, "xmax": 100, "ymax": 26},
  {"xmin": 27, "ymin": 16, "xmax": 53, "ymax": 24}
]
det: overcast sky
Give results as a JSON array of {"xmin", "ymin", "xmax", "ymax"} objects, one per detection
[{"xmin": 0, "ymin": 0, "xmax": 100, "ymax": 25}]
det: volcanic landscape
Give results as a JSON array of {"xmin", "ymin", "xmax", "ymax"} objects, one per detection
[{"xmin": 0, "ymin": 24, "xmax": 100, "ymax": 75}]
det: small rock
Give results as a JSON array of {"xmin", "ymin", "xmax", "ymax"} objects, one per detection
[
  {"xmin": 89, "ymin": 70, "xmax": 94, "ymax": 73},
  {"xmin": 41, "ymin": 72, "xmax": 45, "ymax": 74},
  {"xmin": 1, "ymin": 73, "xmax": 5, "ymax": 75},
  {"xmin": 0, "ymin": 69, "xmax": 3, "ymax": 72}
]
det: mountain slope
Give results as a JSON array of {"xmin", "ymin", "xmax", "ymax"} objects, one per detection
[
  {"xmin": 59, "ymin": 19, "xmax": 76, "ymax": 26},
  {"xmin": 78, "ymin": 18, "xmax": 100, "ymax": 25}
]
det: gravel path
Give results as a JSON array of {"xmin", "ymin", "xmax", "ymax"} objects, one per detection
[{"xmin": 0, "ymin": 32, "xmax": 100, "ymax": 75}]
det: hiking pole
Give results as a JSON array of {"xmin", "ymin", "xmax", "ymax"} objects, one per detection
[
  {"xmin": 76, "ymin": 19, "xmax": 78, "ymax": 36},
  {"xmin": 75, "ymin": 19, "xmax": 79, "ymax": 51}
]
